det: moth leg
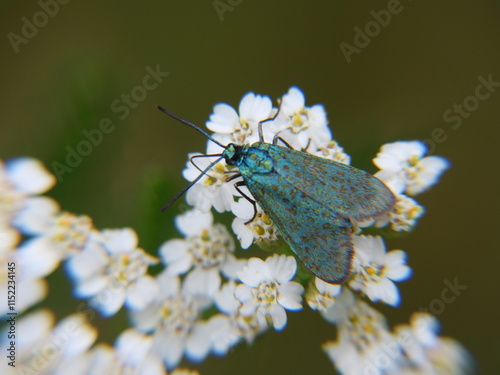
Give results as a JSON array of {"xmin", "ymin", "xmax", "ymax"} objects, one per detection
[
  {"xmin": 226, "ymin": 172, "xmax": 242, "ymax": 182},
  {"xmin": 302, "ymin": 138, "xmax": 312, "ymax": 152},
  {"xmin": 272, "ymin": 135, "xmax": 294, "ymax": 149},
  {"xmin": 258, "ymin": 99, "xmax": 282, "ymax": 142},
  {"xmin": 234, "ymin": 181, "xmax": 258, "ymax": 224}
]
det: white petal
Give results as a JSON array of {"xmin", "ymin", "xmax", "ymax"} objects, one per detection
[
  {"xmin": 185, "ymin": 322, "xmax": 212, "ymax": 362},
  {"xmin": 185, "ymin": 184, "xmax": 217, "ymax": 213},
  {"xmin": 208, "ymin": 315, "xmax": 238, "ymax": 356},
  {"xmin": 234, "ymin": 284, "xmax": 253, "ymax": 303},
  {"xmin": 0, "ymin": 226, "xmax": 20, "ymax": 251},
  {"xmin": 231, "ymin": 198, "xmax": 254, "ymax": 220},
  {"xmin": 91, "ymin": 286, "xmax": 127, "ymax": 317},
  {"xmin": 100, "ymin": 228, "xmax": 138, "ymax": 254},
  {"xmin": 15, "ymin": 278, "xmax": 48, "ymax": 314},
  {"xmin": 315, "ymin": 278, "xmax": 342, "ymax": 296},
  {"xmin": 155, "ymin": 333, "xmax": 185, "ymax": 370},
  {"xmin": 221, "ymin": 253, "xmax": 247, "ymax": 279},
  {"xmin": 420, "ymin": 155, "xmax": 449, "ymax": 175},
  {"xmin": 374, "ymin": 170, "xmax": 406, "ymax": 194},
  {"xmin": 183, "ymin": 268, "xmax": 221, "ymax": 297},
  {"xmin": 54, "ymin": 314, "xmax": 97, "ymax": 358},
  {"xmin": 159, "ymin": 239, "xmax": 192, "ymax": 274},
  {"xmin": 380, "ymin": 279, "xmax": 400, "ymax": 306},
  {"xmin": 131, "ymin": 305, "xmax": 160, "ymax": 332},
  {"xmin": 116, "ymin": 329, "xmax": 154, "ymax": 366},
  {"xmin": 138, "ymin": 354, "xmax": 165, "ymax": 375},
  {"xmin": 282, "ymin": 87, "xmax": 305, "ymax": 114},
  {"xmin": 66, "ymin": 240, "xmax": 108, "ymax": 280},
  {"xmin": 206, "ymin": 103, "xmax": 239, "ymax": 133},
  {"xmin": 239, "ymin": 93, "xmax": 273, "ymax": 122},
  {"xmin": 156, "ymin": 270, "xmax": 181, "ymax": 297},
  {"xmin": 175, "ymin": 209, "xmax": 213, "ymax": 237},
  {"xmin": 74, "ymin": 274, "xmax": 108, "ymax": 297},
  {"xmin": 238, "ymin": 258, "xmax": 269, "ymax": 286},
  {"xmin": 6, "ymin": 157, "xmax": 56, "ymax": 194},
  {"xmin": 239, "ymin": 299, "xmax": 257, "ymax": 316},
  {"xmin": 374, "ymin": 154, "xmax": 403, "ymax": 172},
  {"xmin": 126, "ymin": 275, "xmax": 160, "ymax": 310},
  {"xmin": 278, "ymin": 282, "xmax": 304, "ymax": 310},
  {"xmin": 212, "ymin": 185, "xmax": 235, "ymax": 213},
  {"xmin": 231, "ymin": 218, "xmax": 254, "ymax": 249},
  {"xmin": 384, "ymin": 250, "xmax": 412, "ymax": 281},
  {"xmin": 17, "ymin": 236, "xmax": 62, "ymax": 280},
  {"xmin": 215, "ymin": 281, "xmax": 239, "ymax": 314},
  {"xmin": 12, "ymin": 196, "xmax": 59, "ymax": 235},
  {"xmin": 15, "ymin": 309, "xmax": 54, "ymax": 349},
  {"xmin": 266, "ymin": 254, "xmax": 296, "ymax": 283},
  {"xmin": 269, "ymin": 304, "xmax": 287, "ymax": 330},
  {"xmin": 206, "ymin": 134, "xmax": 231, "ymax": 154}
]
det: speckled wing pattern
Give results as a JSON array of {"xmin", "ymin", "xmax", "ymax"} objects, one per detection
[{"xmin": 239, "ymin": 143, "xmax": 395, "ymax": 284}]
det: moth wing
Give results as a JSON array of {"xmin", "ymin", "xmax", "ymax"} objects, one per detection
[
  {"xmin": 245, "ymin": 172, "xmax": 353, "ymax": 284},
  {"xmin": 268, "ymin": 145, "xmax": 395, "ymax": 221}
]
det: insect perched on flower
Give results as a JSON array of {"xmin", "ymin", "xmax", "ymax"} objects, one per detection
[{"xmin": 158, "ymin": 105, "xmax": 395, "ymax": 284}]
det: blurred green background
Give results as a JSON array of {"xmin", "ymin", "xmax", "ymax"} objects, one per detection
[{"xmin": 1, "ymin": 0, "xmax": 499, "ymax": 373}]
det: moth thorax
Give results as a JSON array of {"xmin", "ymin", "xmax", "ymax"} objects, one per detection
[{"xmin": 245, "ymin": 148, "xmax": 274, "ymax": 173}]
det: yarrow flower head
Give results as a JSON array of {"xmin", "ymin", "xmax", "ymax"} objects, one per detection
[
  {"xmin": 386, "ymin": 194, "xmax": 425, "ymax": 232},
  {"xmin": 66, "ymin": 228, "xmax": 159, "ymax": 317},
  {"xmin": 313, "ymin": 140, "xmax": 351, "ymax": 165},
  {"xmin": 393, "ymin": 312, "xmax": 473, "ymax": 374},
  {"xmin": 370, "ymin": 173, "xmax": 426, "ymax": 233},
  {"xmin": 160, "ymin": 208, "xmax": 244, "ymax": 298},
  {"xmin": 2, "ymin": 310, "xmax": 97, "ymax": 375},
  {"xmin": 349, "ymin": 235, "xmax": 411, "ymax": 307},
  {"xmin": 206, "ymin": 91, "xmax": 275, "ymax": 145},
  {"xmin": 306, "ymin": 277, "xmax": 342, "ymax": 312},
  {"xmin": 231, "ymin": 197, "xmax": 279, "ymax": 249},
  {"xmin": 215, "ymin": 280, "xmax": 266, "ymax": 344},
  {"xmin": 272, "ymin": 86, "xmax": 331, "ymax": 150},
  {"xmin": 322, "ymin": 289, "xmax": 399, "ymax": 375},
  {"xmin": 80, "ymin": 329, "xmax": 166, "ymax": 375},
  {"xmin": 0, "ymin": 224, "xmax": 48, "ymax": 316},
  {"xmin": 0, "ymin": 157, "xmax": 56, "ymax": 228},
  {"xmin": 131, "ymin": 271, "xmax": 200, "ymax": 370},
  {"xmin": 374, "ymin": 141, "xmax": 449, "ymax": 196},
  {"xmin": 235, "ymin": 254, "xmax": 304, "ymax": 331}
]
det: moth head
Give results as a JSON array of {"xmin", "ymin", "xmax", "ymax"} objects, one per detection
[{"xmin": 222, "ymin": 143, "xmax": 244, "ymax": 166}]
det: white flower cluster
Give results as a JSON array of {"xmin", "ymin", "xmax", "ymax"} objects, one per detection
[
  {"xmin": 322, "ymin": 290, "xmax": 472, "ymax": 375},
  {"xmin": 0, "ymin": 88, "xmax": 469, "ymax": 375}
]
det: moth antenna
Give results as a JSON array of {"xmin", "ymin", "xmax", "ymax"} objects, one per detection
[
  {"xmin": 160, "ymin": 156, "xmax": 224, "ymax": 212},
  {"xmin": 157, "ymin": 106, "xmax": 226, "ymax": 148},
  {"xmin": 190, "ymin": 153, "xmax": 225, "ymax": 175}
]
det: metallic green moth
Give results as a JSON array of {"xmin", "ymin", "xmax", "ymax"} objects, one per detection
[
  {"xmin": 158, "ymin": 106, "xmax": 395, "ymax": 284},
  {"xmin": 222, "ymin": 141, "xmax": 395, "ymax": 284}
]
